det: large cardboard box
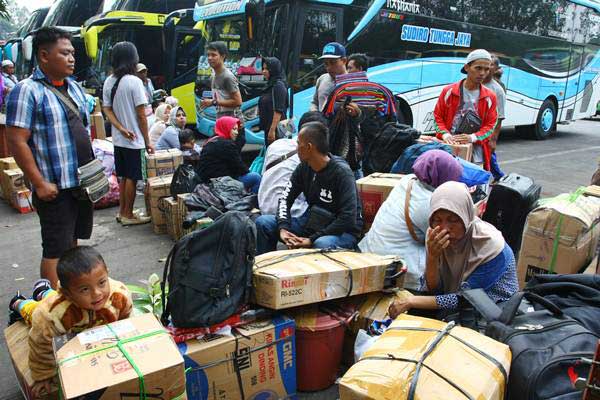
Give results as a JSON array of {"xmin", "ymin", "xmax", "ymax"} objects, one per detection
[
  {"xmin": 417, "ymin": 136, "xmax": 473, "ymax": 161},
  {"xmin": 146, "ymin": 149, "xmax": 183, "ymax": 178},
  {"xmin": 5, "ymin": 322, "xmax": 58, "ymax": 400},
  {"xmin": 145, "ymin": 174, "xmax": 173, "ymax": 234},
  {"xmin": 339, "ymin": 314, "xmax": 511, "ymax": 400},
  {"xmin": 253, "ymin": 249, "xmax": 401, "ymax": 310},
  {"xmin": 90, "ymin": 112, "xmax": 106, "ymax": 140},
  {"xmin": 356, "ymin": 173, "xmax": 405, "ymax": 230},
  {"xmin": 517, "ymin": 193, "xmax": 600, "ymax": 287},
  {"xmin": 0, "ymin": 156, "xmax": 17, "ymax": 171},
  {"xmin": 179, "ymin": 316, "xmax": 296, "ymax": 400},
  {"xmin": 164, "ymin": 196, "xmax": 185, "ymax": 240},
  {"xmin": 93, "ymin": 97, "xmax": 102, "ymax": 114},
  {"xmin": 53, "ymin": 314, "xmax": 186, "ymax": 399},
  {"xmin": 1, "ymin": 168, "xmax": 27, "ymax": 204}
]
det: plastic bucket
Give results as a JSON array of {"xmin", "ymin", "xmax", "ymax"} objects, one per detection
[{"xmin": 295, "ymin": 309, "xmax": 347, "ymax": 391}]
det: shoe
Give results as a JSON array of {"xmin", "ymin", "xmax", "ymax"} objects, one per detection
[
  {"xmin": 32, "ymin": 279, "xmax": 52, "ymax": 301},
  {"xmin": 121, "ymin": 214, "xmax": 152, "ymax": 226},
  {"xmin": 8, "ymin": 292, "xmax": 26, "ymax": 326},
  {"xmin": 116, "ymin": 209, "xmax": 144, "ymax": 223}
]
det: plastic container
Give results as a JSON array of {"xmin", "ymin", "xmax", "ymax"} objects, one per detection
[{"xmin": 294, "ymin": 307, "xmax": 348, "ymax": 391}]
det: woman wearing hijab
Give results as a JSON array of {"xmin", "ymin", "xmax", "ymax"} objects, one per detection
[
  {"xmin": 197, "ymin": 116, "xmax": 262, "ymax": 193},
  {"xmin": 149, "ymin": 103, "xmax": 172, "ymax": 146},
  {"xmin": 258, "ymin": 57, "xmax": 288, "ymax": 145},
  {"xmin": 359, "ymin": 150, "xmax": 463, "ymax": 290},
  {"xmin": 389, "ymin": 181, "xmax": 518, "ymax": 317},
  {"xmin": 155, "ymin": 106, "xmax": 186, "ymax": 150}
]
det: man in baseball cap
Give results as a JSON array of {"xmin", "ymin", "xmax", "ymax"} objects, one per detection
[
  {"xmin": 432, "ymin": 48, "xmax": 498, "ymax": 171},
  {"xmin": 310, "ymin": 42, "xmax": 349, "ymax": 112},
  {"xmin": 2, "ymin": 59, "xmax": 18, "ymax": 92}
]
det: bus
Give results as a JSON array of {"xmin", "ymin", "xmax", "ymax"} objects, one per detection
[
  {"xmin": 21, "ymin": 0, "xmax": 102, "ymax": 82},
  {"xmin": 192, "ymin": 0, "xmax": 600, "ymax": 142},
  {"xmin": 81, "ymin": 0, "xmax": 203, "ymax": 125}
]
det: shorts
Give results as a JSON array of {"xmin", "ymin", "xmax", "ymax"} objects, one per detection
[
  {"xmin": 33, "ymin": 188, "xmax": 94, "ymax": 259},
  {"xmin": 114, "ymin": 146, "xmax": 144, "ymax": 181}
]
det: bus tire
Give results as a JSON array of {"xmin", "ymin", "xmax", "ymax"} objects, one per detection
[{"xmin": 531, "ymin": 99, "xmax": 557, "ymax": 140}]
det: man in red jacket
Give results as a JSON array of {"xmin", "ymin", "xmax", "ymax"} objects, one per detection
[{"xmin": 434, "ymin": 49, "xmax": 498, "ymax": 171}]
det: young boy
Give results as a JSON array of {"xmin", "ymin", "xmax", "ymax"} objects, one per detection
[
  {"xmin": 8, "ymin": 246, "xmax": 132, "ymax": 397},
  {"xmin": 179, "ymin": 128, "xmax": 202, "ymax": 158}
]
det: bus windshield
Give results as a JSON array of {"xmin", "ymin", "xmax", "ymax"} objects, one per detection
[
  {"xmin": 108, "ymin": 0, "xmax": 195, "ymax": 13},
  {"xmin": 44, "ymin": 0, "xmax": 102, "ymax": 27}
]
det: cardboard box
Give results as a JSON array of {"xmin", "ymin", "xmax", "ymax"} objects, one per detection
[
  {"xmin": 5, "ymin": 322, "xmax": 58, "ymax": 400},
  {"xmin": 0, "ymin": 156, "xmax": 17, "ymax": 171},
  {"xmin": 90, "ymin": 112, "xmax": 106, "ymax": 140},
  {"xmin": 1, "ymin": 168, "xmax": 27, "ymax": 204},
  {"xmin": 146, "ymin": 149, "xmax": 183, "ymax": 178},
  {"xmin": 164, "ymin": 196, "xmax": 185, "ymax": 240},
  {"xmin": 93, "ymin": 97, "xmax": 102, "ymax": 114},
  {"xmin": 517, "ymin": 193, "xmax": 600, "ymax": 287},
  {"xmin": 12, "ymin": 189, "xmax": 34, "ymax": 213},
  {"xmin": 356, "ymin": 173, "xmax": 405, "ymax": 230},
  {"xmin": 253, "ymin": 249, "xmax": 401, "ymax": 310},
  {"xmin": 54, "ymin": 314, "xmax": 186, "ymax": 399},
  {"xmin": 145, "ymin": 174, "xmax": 173, "ymax": 234},
  {"xmin": 339, "ymin": 314, "xmax": 511, "ymax": 400},
  {"xmin": 179, "ymin": 316, "xmax": 296, "ymax": 400},
  {"xmin": 417, "ymin": 136, "xmax": 473, "ymax": 161}
]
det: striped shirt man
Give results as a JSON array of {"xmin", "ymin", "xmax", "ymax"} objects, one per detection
[{"xmin": 6, "ymin": 67, "xmax": 90, "ymax": 190}]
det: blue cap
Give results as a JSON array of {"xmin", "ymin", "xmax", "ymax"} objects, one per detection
[{"xmin": 319, "ymin": 42, "xmax": 346, "ymax": 59}]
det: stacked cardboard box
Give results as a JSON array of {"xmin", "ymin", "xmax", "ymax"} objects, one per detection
[
  {"xmin": 90, "ymin": 112, "xmax": 106, "ymax": 140},
  {"xmin": 179, "ymin": 316, "xmax": 296, "ymax": 400},
  {"xmin": 517, "ymin": 192, "xmax": 600, "ymax": 287},
  {"xmin": 1, "ymin": 166, "xmax": 33, "ymax": 213},
  {"xmin": 253, "ymin": 249, "xmax": 402, "ymax": 310},
  {"xmin": 163, "ymin": 196, "xmax": 185, "ymax": 240},
  {"xmin": 356, "ymin": 173, "xmax": 405, "ymax": 230},
  {"xmin": 53, "ymin": 314, "xmax": 186, "ymax": 399},
  {"xmin": 5, "ymin": 322, "xmax": 58, "ymax": 400},
  {"xmin": 417, "ymin": 136, "xmax": 473, "ymax": 161},
  {"xmin": 145, "ymin": 174, "xmax": 173, "ymax": 234},
  {"xmin": 146, "ymin": 149, "xmax": 183, "ymax": 178}
]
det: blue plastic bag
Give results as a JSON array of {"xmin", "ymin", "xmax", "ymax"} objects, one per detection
[
  {"xmin": 249, "ymin": 146, "xmax": 266, "ymax": 175},
  {"xmin": 457, "ymin": 157, "xmax": 492, "ymax": 186}
]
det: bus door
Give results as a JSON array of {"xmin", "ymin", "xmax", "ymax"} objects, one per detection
[
  {"xmin": 569, "ymin": 44, "xmax": 596, "ymax": 120},
  {"xmin": 289, "ymin": 3, "xmax": 344, "ymax": 117},
  {"xmin": 556, "ymin": 45, "xmax": 584, "ymax": 122}
]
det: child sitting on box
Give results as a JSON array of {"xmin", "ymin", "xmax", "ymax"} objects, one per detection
[{"xmin": 8, "ymin": 246, "xmax": 132, "ymax": 398}]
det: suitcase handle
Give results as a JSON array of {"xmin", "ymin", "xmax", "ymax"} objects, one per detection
[{"xmin": 499, "ymin": 291, "xmax": 563, "ymax": 325}]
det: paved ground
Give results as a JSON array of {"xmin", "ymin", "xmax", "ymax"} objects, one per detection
[{"xmin": 0, "ymin": 118, "xmax": 599, "ymax": 399}]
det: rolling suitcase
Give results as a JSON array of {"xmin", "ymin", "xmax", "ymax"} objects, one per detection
[{"xmin": 483, "ymin": 173, "xmax": 541, "ymax": 255}]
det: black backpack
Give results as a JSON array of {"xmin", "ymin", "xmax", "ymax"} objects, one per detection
[
  {"xmin": 362, "ymin": 122, "xmax": 420, "ymax": 175},
  {"xmin": 465, "ymin": 289, "xmax": 599, "ymax": 400},
  {"xmin": 160, "ymin": 211, "xmax": 256, "ymax": 328}
]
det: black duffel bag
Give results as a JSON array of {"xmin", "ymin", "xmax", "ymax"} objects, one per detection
[
  {"xmin": 161, "ymin": 211, "xmax": 256, "ymax": 328},
  {"xmin": 465, "ymin": 289, "xmax": 599, "ymax": 400},
  {"xmin": 362, "ymin": 122, "xmax": 420, "ymax": 175}
]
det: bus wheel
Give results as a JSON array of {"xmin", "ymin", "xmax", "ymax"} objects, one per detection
[{"xmin": 532, "ymin": 99, "xmax": 557, "ymax": 140}]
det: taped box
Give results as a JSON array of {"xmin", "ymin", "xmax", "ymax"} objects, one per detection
[
  {"xmin": 517, "ymin": 192, "xmax": 600, "ymax": 287},
  {"xmin": 4, "ymin": 321, "xmax": 58, "ymax": 400},
  {"xmin": 356, "ymin": 173, "xmax": 405, "ymax": 230},
  {"xmin": 417, "ymin": 136, "xmax": 473, "ymax": 162},
  {"xmin": 163, "ymin": 196, "xmax": 185, "ymax": 240},
  {"xmin": 53, "ymin": 314, "xmax": 186, "ymax": 400},
  {"xmin": 179, "ymin": 316, "xmax": 296, "ymax": 400},
  {"xmin": 90, "ymin": 112, "xmax": 106, "ymax": 140},
  {"xmin": 145, "ymin": 174, "xmax": 172, "ymax": 234},
  {"xmin": 146, "ymin": 149, "xmax": 183, "ymax": 178},
  {"xmin": 0, "ymin": 156, "xmax": 17, "ymax": 171},
  {"xmin": 12, "ymin": 189, "xmax": 34, "ymax": 214},
  {"xmin": 253, "ymin": 249, "xmax": 401, "ymax": 310},
  {"xmin": 1, "ymin": 168, "xmax": 26, "ymax": 202},
  {"xmin": 339, "ymin": 314, "xmax": 511, "ymax": 400}
]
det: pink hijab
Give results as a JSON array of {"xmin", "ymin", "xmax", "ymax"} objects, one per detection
[{"xmin": 214, "ymin": 116, "xmax": 239, "ymax": 140}]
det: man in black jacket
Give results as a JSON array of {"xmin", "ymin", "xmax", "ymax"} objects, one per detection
[{"xmin": 255, "ymin": 122, "xmax": 363, "ymax": 254}]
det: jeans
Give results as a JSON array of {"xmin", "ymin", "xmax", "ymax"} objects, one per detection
[
  {"xmin": 238, "ymin": 172, "xmax": 261, "ymax": 194},
  {"xmin": 490, "ymin": 152, "xmax": 505, "ymax": 181},
  {"xmin": 255, "ymin": 212, "xmax": 358, "ymax": 255}
]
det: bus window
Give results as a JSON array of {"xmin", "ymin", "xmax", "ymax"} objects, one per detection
[
  {"xmin": 297, "ymin": 9, "xmax": 339, "ymax": 84},
  {"xmin": 108, "ymin": 0, "xmax": 195, "ymax": 13},
  {"xmin": 175, "ymin": 33, "xmax": 202, "ymax": 78},
  {"xmin": 261, "ymin": 5, "xmax": 289, "ymax": 59}
]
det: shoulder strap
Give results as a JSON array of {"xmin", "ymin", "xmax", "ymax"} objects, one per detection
[
  {"xmin": 110, "ymin": 76, "xmax": 124, "ymax": 105},
  {"xmin": 40, "ymin": 80, "xmax": 83, "ymax": 121},
  {"xmin": 405, "ymin": 177, "xmax": 420, "ymax": 243},
  {"xmin": 265, "ymin": 149, "xmax": 297, "ymax": 172}
]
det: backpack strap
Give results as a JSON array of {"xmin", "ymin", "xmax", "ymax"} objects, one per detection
[
  {"xmin": 405, "ymin": 178, "xmax": 420, "ymax": 243},
  {"xmin": 265, "ymin": 149, "xmax": 297, "ymax": 172},
  {"xmin": 160, "ymin": 243, "xmax": 178, "ymax": 326},
  {"xmin": 110, "ymin": 75, "xmax": 124, "ymax": 105}
]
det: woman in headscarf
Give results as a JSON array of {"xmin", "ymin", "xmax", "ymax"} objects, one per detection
[
  {"xmin": 197, "ymin": 116, "xmax": 262, "ymax": 193},
  {"xmin": 149, "ymin": 103, "xmax": 172, "ymax": 146},
  {"xmin": 155, "ymin": 106, "xmax": 186, "ymax": 150},
  {"xmin": 389, "ymin": 181, "xmax": 518, "ymax": 317},
  {"xmin": 258, "ymin": 57, "xmax": 288, "ymax": 146},
  {"xmin": 359, "ymin": 150, "xmax": 463, "ymax": 290}
]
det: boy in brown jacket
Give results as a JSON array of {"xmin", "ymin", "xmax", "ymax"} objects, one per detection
[{"xmin": 9, "ymin": 246, "xmax": 132, "ymax": 398}]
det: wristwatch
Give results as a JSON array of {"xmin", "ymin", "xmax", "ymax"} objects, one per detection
[{"xmin": 212, "ymin": 99, "xmax": 218, "ymax": 107}]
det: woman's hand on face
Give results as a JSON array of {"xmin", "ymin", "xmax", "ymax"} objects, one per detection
[
  {"xmin": 388, "ymin": 297, "xmax": 413, "ymax": 319},
  {"xmin": 427, "ymin": 226, "xmax": 451, "ymax": 258}
]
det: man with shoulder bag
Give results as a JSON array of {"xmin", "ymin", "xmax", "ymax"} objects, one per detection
[
  {"xmin": 7, "ymin": 28, "xmax": 102, "ymax": 288},
  {"xmin": 433, "ymin": 49, "xmax": 498, "ymax": 171},
  {"xmin": 255, "ymin": 121, "xmax": 363, "ymax": 255}
]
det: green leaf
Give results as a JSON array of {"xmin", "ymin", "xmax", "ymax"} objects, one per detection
[
  {"xmin": 127, "ymin": 284, "xmax": 149, "ymax": 295},
  {"xmin": 133, "ymin": 299, "xmax": 152, "ymax": 307},
  {"xmin": 148, "ymin": 273, "xmax": 160, "ymax": 286}
]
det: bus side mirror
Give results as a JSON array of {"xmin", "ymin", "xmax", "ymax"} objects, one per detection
[
  {"xmin": 22, "ymin": 36, "xmax": 33, "ymax": 61},
  {"xmin": 83, "ymin": 26, "xmax": 99, "ymax": 61},
  {"xmin": 245, "ymin": 0, "xmax": 265, "ymax": 41}
]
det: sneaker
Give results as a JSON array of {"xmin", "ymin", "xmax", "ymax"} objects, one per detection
[
  {"xmin": 32, "ymin": 279, "xmax": 52, "ymax": 301},
  {"xmin": 116, "ymin": 209, "xmax": 144, "ymax": 223},
  {"xmin": 8, "ymin": 292, "xmax": 26, "ymax": 326},
  {"xmin": 121, "ymin": 214, "xmax": 152, "ymax": 226}
]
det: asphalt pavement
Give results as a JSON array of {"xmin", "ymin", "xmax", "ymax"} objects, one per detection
[{"xmin": 0, "ymin": 118, "xmax": 599, "ymax": 399}]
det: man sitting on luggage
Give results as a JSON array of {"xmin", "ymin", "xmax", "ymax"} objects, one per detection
[{"xmin": 255, "ymin": 121, "xmax": 363, "ymax": 255}]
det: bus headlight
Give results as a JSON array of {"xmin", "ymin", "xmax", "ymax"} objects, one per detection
[{"xmin": 243, "ymin": 105, "xmax": 259, "ymax": 121}]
